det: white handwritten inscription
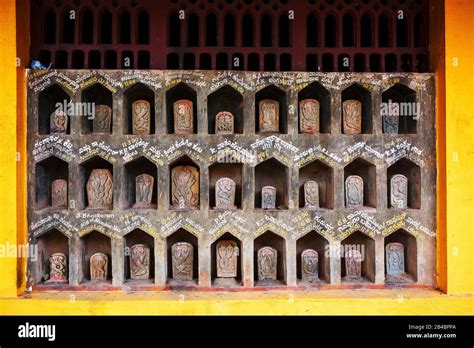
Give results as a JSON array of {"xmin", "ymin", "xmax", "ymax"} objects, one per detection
[
  {"xmin": 30, "ymin": 215, "xmax": 76, "ymax": 238},
  {"xmin": 33, "ymin": 136, "xmax": 76, "ymax": 162}
]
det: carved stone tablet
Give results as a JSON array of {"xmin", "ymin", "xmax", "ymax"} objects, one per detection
[
  {"xmin": 261, "ymin": 186, "xmax": 276, "ymax": 209},
  {"xmin": 90, "ymin": 252, "xmax": 108, "ymax": 281},
  {"xmin": 86, "ymin": 169, "xmax": 113, "ymax": 209},
  {"xmin": 342, "ymin": 100, "xmax": 362, "ymax": 134},
  {"xmin": 301, "ymin": 249, "xmax": 318, "ymax": 282},
  {"xmin": 47, "ymin": 253, "xmax": 67, "ymax": 283},
  {"xmin": 299, "ymin": 99, "xmax": 320, "ymax": 134},
  {"xmin": 386, "ymin": 242, "xmax": 405, "ymax": 276},
  {"xmin": 258, "ymin": 246, "xmax": 277, "ymax": 280},
  {"xmin": 51, "ymin": 179, "xmax": 67, "ymax": 208},
  {"xmin": 132, "ymin": 100, "xmax": 151, "ymax": 135},
  {"xmin": 174, "ymin": 99, "xmax": 194, "ymax": 134},
  {"xmin": 216, "ymin": 240, "xmax": 239, "ymax": 278},
  {"xmin": 391, "ymin": 174, "xmax": 408, "ymax": 209},
  {"xmin": 172, "ymin": 242, "xmax": 193, "ymax": 281},
  {"xmin": 134, "ymin": 173, "xmax": 154, "ymax": 208},
  {"xmin": 383, "ymin": 115, "xmax": 399, "ymax": 134},
  {"xmin": 304, "ymin": 180, "xmax": 319, "ymax": 209},
  {"xmin": 345, "ymin": 249, "xmax": 362, "ymax": 280},
  {"xmin": 215, "ymin": 111, "xmax": 234, "ymax": 134},
  {"xmin": 50, "ymin": 110, "xmax": 68, "ymax": 133},
  {"xmin": 259, "ymin": 99, "xmax": 279, "ymax": 133},
  {"xmin": 215, "ymin": 177, "xmax": 236, "ymax": 209},
  {"xmin": 130, "ymin": 244, "xmax": 150, "ymax": 280},
  {"xmin": 345, "ymin": 175, "xmax": 363, "ymax": 208},
  {"xmin": 171, "ymin": 166, "xmax": 199, "ymax": 209},
  {"xmin": 93, "ymin": 104, "xmax": 112, "ymax": 134}
]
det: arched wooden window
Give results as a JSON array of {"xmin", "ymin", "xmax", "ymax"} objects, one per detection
[
  {"xmin": 80, "ymin": 8, "xmax": 94, "ymax": 44},
  {"xmin": 169, "ymin": 12, "xmax": 181, "ymax": 47},
  {"xmin": 242, "ymin": 13, "xmax": 254, "ymax": 47},
  {"xmin": 43, "ymin": 9, "xmax": 56, "ymax": 44},
  {"xmin": 137, "ymin": 10, "xmax": 150, "ymax": 44},
  {"xmin": 396, "ymin": 14, "xmax": 409, "ymax": 47},
  {"xmin": 360, "ymin": 12, "xmax": 373, "ymax": 47},
  {"xmin": 119, "ymin": 10, "xmax": 131, "ymax": 44},
  {"xmin": 378, "ymin": 13, "xmax": 391, "ymax": 47},
  {"xmin": 61, "ymin": 9, "xmax": 75, "ymax": 44},
  {"xmin": 343, "ymin": 13, "xmax": 355, "ymax": 47},
  {"xmin": 99, "ymin": 10, "xmax": 112, "ymax": 44},
  {"xmin": 188, "ymin": 13, "xmax": 200, "ymax": 47},
  {"xmin": 261, "ymin": 13, "xmax": 272, "ymax": 47},
  {"xmin": 307, "ymin": 13, "xmax": 318, "ymax": 47},
  {"xmin": 414, "ymin": 14, "xmax": 426, "ymax": 47},
  {"xmin": 206, "ymin": 13, "xmax": 217, "ymax": 46},
  {"xmin": 279, "ymin": 13, "xmax": 291, "ymax": 47},
  {"xmin": 325, "ymin": 14, "xmax": 337, "ymax": 47},
  {"xmin": 224, "ymin": 13, "xmax": 236, "ymax": 46}
]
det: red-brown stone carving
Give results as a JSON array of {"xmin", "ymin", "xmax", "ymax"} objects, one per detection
[
  {"xmin": 215, "ymin": 177, "xmax": 236, "ymax": 209},
  {"xmin": 50, "ymin": 110, "xmax": 68, "ymax": 133},
  {"xmin": 51, "ymin": 179, "xmax": 67, "ymax": 208},
  {"xmin": 130, "ymin": 244, "xmax": 150, "ymax": 280},
  {"xmin": 342, "ymin": 100, "xmax": 362, "ymax": 134},
  {"xmin": 259, "ymin": 99, "xmax": 279, "ymax": 133},
  {"xmin": 134, "ymin": 173, "xmax": 154, "ymax": 208},
  {"xmin": 215, "ymin": 111, "xmax": 234, "ymax": 134},
  {"xmin": 299, "ymin": 99, "xmax": 320, "ymax": 134},
  {"xmin": 132, "ymin": 100, "xmax": 151, "ymax": 135},
  {"xmin": 390, "ymin": 174, "xmax": 408, "ymax": 209},
  {"xmin": 304, "ymin": 180, "xmax": 319, "ymax": 209},
  {"xmin": 261, "ymin": 186, "xmax": 276, "ymax": 209},
  {"xmin": 172, "ymin": 242, "xmax": 193, "ymax": 280},
  {"xmin": 345, "ymin": 175, "xmax": 363, "ymax": 208},
  {"xmin": 86, "ymin": 169, "xmax": 113, "ymax": 209},
  {"xmin": 301, "ymin": 249, "xmax": 319, "ymax": 282},
  {"xmin": 171, "ymin": 166, "xmax": 199, "ymax": 209},
  {"xmin": 257, "ymin": 246, "xmax": 277, "ymax": 280},
  {"xmin": 93, "ymin": 104, "xmax": 112, "ymax": 134},
  {"xmin": 174, "ymin": 99, "xmax": 194, "ymax": 134},
  {"xmin": 216, "ymin": 240, "xmax": 239, "ymax": 278},
  {"xmin": 46, "ymin": 252, "xmax": 67, "ymax": 283},
  {"xmin": 90, "ymin": 252, "xmax": 108, "ymax": 281}
]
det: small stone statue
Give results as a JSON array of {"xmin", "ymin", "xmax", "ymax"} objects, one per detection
[
  {"xmin": 90, "ymin": 252, "xmax": 108, "ymax": 281},
  {"xmin": 386, "ymin": 242, "xmax": 405, "ymax": 276},
  {"xmin": 301, "ymin": 249, "xmax": 318, "ymax": 282},
  {"xmin": 299, "ymin": 99, "xmax": 320, "ymax": 134},
  {"xmin": 130, "ymin": 244, "xmax": 150, "ymax": 280},
  {"xmin": 383, "ymin": 113, "xmax": 399, "ymax": 134},
  {"xmin": 391, "ymin": 174, "xmax": 408, "ymax": 209},
  {"xmin": 93, "ymin": 105, "xmax": 112, "ymax": 134},
  {"xmin": 258, "ymin": 246, "xmax": 277, "ymax": 280},
  {"xmin": 259, "ymin": 99, "xmax": 279, "ymax": 133},
  {"xmin": 86, "ymin": 169, "xmax": 113, "ymax": 209},
  {"xmin": 216, "ymin": 240, "xmax": 239, "ymax": 278},
  {"xmin": 261, "ymin": 186, "xmax": 276, "ymax": 209},
  {"xmin": 172, "ymin": 242, "xmax": 193, "ymax": 281},
  {"xmin": 46, "ymin": 253, "xmax": 67, "ymax": 283},
  {"xmin": 345, "ymin": 249, "xmax": 362, "ymax": 281},
  {"xmin": 133, "ymin": 173, "xmax": 154, "ymax": 208},
  {"xmin": 132, "ymin": 100, "xmax": 151, "ymax": 135},
  {"xmin": 342, "ymin": 100, "xmax": 362, "ymax": 134},
  {"xmin": 171, "ymin": 166, "xmax": 199, "ymax": 209},
  {"xmin": 215, "ymin": 177, "xmax": 236, "ymax": 209},
  {"xmin": 345, "ymin": 175, "xmax": 363, "ymax": 208},
  {"xmin": 215, "ymin": 111, "xmax": 234, "ymax": 134},
  {"xmin": 174, "ymin": 99, "xmax": 194, "ymax": 134},
  {"xmin": 50, "ymin": 110, "xmax": 68, "ymax": 133},
  {"xmin": 304, "ymin": 180, "xmax": 319, "ymax": 209},
  {"xmin": 51, "ymin": 179, "xmax": 67, "ymax": 208}
]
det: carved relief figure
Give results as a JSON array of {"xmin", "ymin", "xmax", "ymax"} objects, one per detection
[
  {"xmin": 130, "ymin": 244, "xmax": 150, "ymax": 280},
  {"xmin": 383, "ymin": 114, "xmax": 399, "ymax": 134},
  {"xmin": 345, "ymin": 249, "xmax": 362, "ymax": 280},
  {"xmin": 51, "ymin": 179, "xmax": 67, "ymax": 208},
  {"xmin": 86, "ymin": 169, "xmax": 113, "ymax": 209},
  {"xmin": 386, "ymin": 242, "xmax": 405, "ymax": 276},
  {"xmin": 174, "ymin": 99, "xmax": 194, "ymax": 134},
  {"xmin": 259, "ymin": 99, "xmax": 279, "ymax": 132},
  {"xmin": 261, "ymin": 186, "xmax": 276, "ymax": 209},
  {"xmin": 299, "ymin": 99, "xmax": 320, "ymax": 134},
  {"xmin": 90, "ymin": 253, "xmax": 108, "ymax": 281},
  {"xmin": 134, "ymin": 174, "xmax": 154, "ymax": 208},
  {"xmin": 216, "ymin": 240, "xmax": 239, "ymax": 278},
  {"xmin": 345, "ymin": 175, "xmax": 364, "ymax": 208},
  {"xmin": 132, "ymin": 100, "xmax": 151, "ymax": 135},
  {"xmin": 342, "ymin": 100, "xmax": 362, "ymax": 134},
  {"xmin": 304, "ymin": 180, "xmax": 319, "ymax": 209},
  {"xmin": 172, "ymin": 242, "xmax": 193, "ymax": 280},
  {"xmin": 215, "ymin": 177, "xmax": 236, "ymax": 209},
  {"xmin": 171, "ymin": 166, "xmax": 199, "ymax": 209},
  {"xmin": 47, "ymin": 253, "xmax": 67, "ymax": 283},
  {"xmin": 215, "ymin": 111, "xmax": 234, "ymax": 134},
  {"xmin": 50, "ymin": 110, "xmax": 68, "ymax": 133},
  {"xmin": 257, "ymin": 246, "xmax": 277, "ymax": 280},
  {"xmin": 301, "ymin": 249, "xmax": 319, "ymax": 282},
  {"xmin": 391, "ymin": 174, "xmax": 408, "ymax": 209},
  {"xmin": 93, "ymin": 105, "xmax": 112, "ymax": 134}
]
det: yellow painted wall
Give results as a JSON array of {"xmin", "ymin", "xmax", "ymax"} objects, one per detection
[{"xmin": 0, "ymin": 0, "xmax": 472, "ymax": 314}]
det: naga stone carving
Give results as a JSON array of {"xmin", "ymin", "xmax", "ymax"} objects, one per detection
[
  {"xmin": 50, "ymin": 110, "xmax": 68, "ymax": 133},
  {"xmin": 132, "ymin": 100, "xmax": 151, "ymax": 135},
  {"xmin": 86, "ymin": 169, "xmax": 113, "ymax": 209},
  {"xmin": 345, "ymin": 175, "xmax": 363, "ymax": 208},
  {"xmin": 51, "ymin": 179, "xmax": 67, "ymax": 208},
  {"xmin": 215, "ymin": 111, "xmax": 234, "ymax": 134},
  {"xmin": 299, "ymin": 99, "xmax": 320, "ymax": 134},
  {"xmin": 90, "ymin": 253, "xmax": 108, "ymax": 281},
  {"xmin": 342, "ymin": 100, "xmax": 362, "ymax": 134},
  {"xmin": 257, "ymin": 246, "xmax": 277, "ymax": 281},
  {"xmin": 130, "ymin": 244, "xmax": 150, "ymax": 280},
  {"xmin": 259, "ymin": 99, "xmax": 279, "ymax": 133},
  {"xmin": 261, "ymin": 186, "xmax": 276, "ymax": 209},
  {"xmin": 344, "ymin": 249, "xmax": 362, "ymax": 281},
  {"xmin": 46, "ymin": 253, "xmax": 67, "ymax": 283},
  {"xmin": 171, "ymin": 166, "xmax": 199, "ymax": 209},
  {"xmin": 93, "ymin": 104, "xmax": 112, "ymax": 134},
  {"xmin": 172, "ymin": 242, "xmax": 193, "ymax": 281},
  {"xmin": 386, "ymin": 242, "xmax": 405, "ymax": 276},
  {"xmin": 304, "ymin": 180, "xmax": 319, "ymax": 209},
  {"xmin": 216, "ymin": 240, "xmax": 239, "ymax": 278},
  {"xmin": 134, "ymin": 173, "xmax": 154, "ymax": 208},
  {"xmin": 301, "ymin": 249, "xmax": 319, "ymax": 282},
  {"xmin": 390, "ymin": 174, "xmax": 408, "ymax": 209},
  {"xmin": 215, "ymin": 177, "xmax": 236, "ymax": 209},
  {"xmin": 383, "ymin": 113, "xmax": 399, "ymax": 134},
  {"xmin": 174, "ymin": 99, "xmax": 194, "ymax": 134}
]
